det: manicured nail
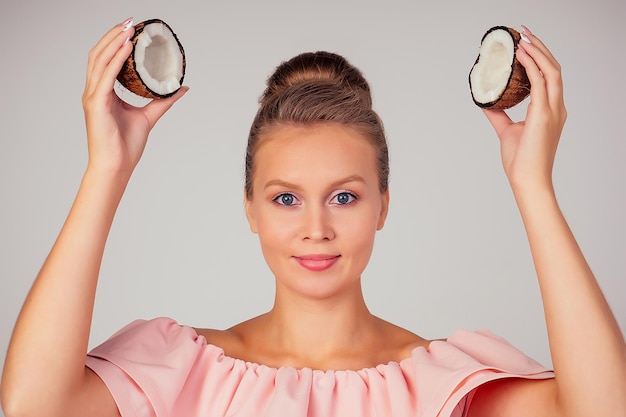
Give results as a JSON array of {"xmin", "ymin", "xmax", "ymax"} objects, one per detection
[
  {"xmin": 520, "ymin": 32, "xmax": 531, "ymax": 44},
  {"xmin": 521, "ymin": 25, "xmax": 533, "ymax": 36},
  {"xmin": 121, "ymin": 17, "xmax": 134, "ymax": 32}
]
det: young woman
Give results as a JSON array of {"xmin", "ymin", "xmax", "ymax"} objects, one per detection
[{"xmin": 1, "ymin": 18, "xmax": 625, "ymax": 417}]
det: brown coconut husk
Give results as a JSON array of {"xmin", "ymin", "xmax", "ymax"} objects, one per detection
[
  {"xmin": 469, "ymin": 26, "xmax": 530, "ymax": 110},
  {"xmin": 117, "ymin": 19, "xmax": 186, "ymax": 99}
]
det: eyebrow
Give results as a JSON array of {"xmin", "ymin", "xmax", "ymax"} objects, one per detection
[{"xmin": 263, "ymin": 175, "xmax": 367, "ymax": 191}]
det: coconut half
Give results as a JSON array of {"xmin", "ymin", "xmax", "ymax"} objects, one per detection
[
  {"xmin": 117, "ymin": 19, "xmax": 186, "ymax": 99},
  {"xmin": 469, "ymin": 26, "xmax": 530, "ymax": 110}
]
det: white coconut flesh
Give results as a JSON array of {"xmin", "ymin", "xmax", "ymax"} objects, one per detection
[
  {"xmin": 134, "ymin": 23, "xmax": 184, "ymax": 96},
  {"xmin": 470, "ymin": 30, "xmax": 515, "ymax": 103}
]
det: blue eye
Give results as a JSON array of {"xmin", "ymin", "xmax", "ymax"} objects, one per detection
[
  {"xmin": 332, "ymin": 192, "xmax": 357, "ymax": 205},
  {"xmin": 273, "ymin": 193, "xmax": 298, "ymax": 206}
]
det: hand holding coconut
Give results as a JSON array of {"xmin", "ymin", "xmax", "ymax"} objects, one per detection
[
  {"xmin": 0, "ymin": 19, "xmax": 189, "ymax": 417},
  {"xmin": 481, "ymin": 27, "xmax": 566, "ymax": 191},
  {"xmin": 82, "ymin": 18, "xmax": 188, "ymax": 179},
  {"xmin": 471, "ymin": 28, "xmax": 626, "ymax": 417}
]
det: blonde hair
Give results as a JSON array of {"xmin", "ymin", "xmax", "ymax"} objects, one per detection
[{"xmin": 245, "ymin": 51, "xmax": 389, "ymax": 198}]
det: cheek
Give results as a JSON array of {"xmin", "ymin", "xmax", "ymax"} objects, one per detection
[
  {"xmin": 253, "ymin": 212, "xmax": 301, "ymax": 278},
  {"xmin": 352, "ymin": 224, "xmax": 378, "ymax": 253},
  {"xmin": 255, "ymin": 211, "xmax": 297, "ymax": 250},
  {"xmin": 338, "ymin": 209, "xmax": 379, "ymax": 248}
]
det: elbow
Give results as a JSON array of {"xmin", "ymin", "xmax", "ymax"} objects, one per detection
[
  {"xmin": 0, "ymin": 378, "xmax": 16, "ymax": 417},
  {"xmin": 0, "ymin": 366, "xmax": 29, "ymax": 417},
  {"xmin": 1, "ymin": 387, "xmax": 22, "ymax": 417},
  {"xmin": 1, "ymin": 385, "xmax": 32, "ymax": 417},
  {"xmin": 1, "ymin": 383, "xmax": 59, "ymax": 417}
]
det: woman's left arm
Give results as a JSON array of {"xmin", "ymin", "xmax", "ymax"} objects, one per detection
[{"xmin": 473, "ymin": 27, "xmax": 626, "ymax": 417}]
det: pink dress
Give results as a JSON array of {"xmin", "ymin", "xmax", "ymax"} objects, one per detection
[{"xmin": 85, "ymin": 318, "xmax": 554, "ymax": 417}]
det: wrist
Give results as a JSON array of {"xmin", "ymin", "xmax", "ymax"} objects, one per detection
[
  {"xmin": 82, "ymin": 163, "xmax": 132, "ymax": 201},
  {"xmin": 85, "ymin": 160, "xmax": 133, "ymax": 185},
  {"xmin": 508, "ymin": 172, "xmax": 554, "ymax": 198},
  {"xmin": 510, "ymin": 179, "xmax": 559, "ymax": 216}
]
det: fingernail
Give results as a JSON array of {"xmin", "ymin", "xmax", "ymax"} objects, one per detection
[
  {"xmin": 520, "ymin": 32, "xmax": 532, "ymax": 44},
  {"xmin": 121, "ymin": 17, "xmax": 134, "ymax": 32},
  {"xmin": 521, "ymin": 25, "xmax": 533, "ymax": 36}
]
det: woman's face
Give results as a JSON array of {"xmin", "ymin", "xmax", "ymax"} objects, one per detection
[{"xmin": 245, "ymin": 123, "xmax": 389, "ymax": 299}]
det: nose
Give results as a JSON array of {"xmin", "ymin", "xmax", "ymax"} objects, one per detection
[{"xmin": 302, "ymin": 205, "xmax": 335, "ymax": 242}]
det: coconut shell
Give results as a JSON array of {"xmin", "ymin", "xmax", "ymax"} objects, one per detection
[
  {"xmin": 469, "ymin": 26, "xmax": 530, "ymax": 110},
  {"xmin": 117, "ymin": 19, "xmax": 186, "ymax": 99}
]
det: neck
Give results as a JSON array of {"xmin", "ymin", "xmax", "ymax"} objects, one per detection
[{"xmin": 264, "ymin": 281, "xmax": 378, "ymax": 361}]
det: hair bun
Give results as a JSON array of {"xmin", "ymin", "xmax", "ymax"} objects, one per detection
[{"xmin": 262, "ymin": 51, "xmax": 372, "ymax": 107}]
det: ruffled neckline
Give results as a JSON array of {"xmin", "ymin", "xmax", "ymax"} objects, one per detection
[
  {"xmin": 86, "ymin": 317, "xmax": 554, "ymax": 417},
  {"xmin": 195, "ymin": 333, "xmax": 438, "ymax": 374}
]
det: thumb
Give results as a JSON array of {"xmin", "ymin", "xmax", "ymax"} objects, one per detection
[
  {"xmin": 482, "ymin": 109, "xmax": 513, "ymax": 138},
  {"xmin": 143, "ymin": 86, "xmax": 190, "ymax": 129}
]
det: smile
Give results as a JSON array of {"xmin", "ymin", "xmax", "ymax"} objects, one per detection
[{"xmin": 294, "ymin": 255, "xmax": 340, "ymax": 272}]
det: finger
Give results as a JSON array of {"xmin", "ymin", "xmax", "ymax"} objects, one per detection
[
  {"xmin": 85, "ymin": 19, "xmax": 134, "ymax": 98},
  {"xmin": 518, "ymin": 27, "xmax": 563, "ymax": 106},
  {"xmin": 515, "ymin": 45, "xmax": 548, "ymax": 110},
  {"xmin": 89, "ymin": 24, "xmax": 134, "ymax": 93},
  {"xmin": 91, "ymin": 35, "xmax": 134, "ymax": 99},
  {"xmin": 142, "ymin": 86, "xmax": 190, "ymax": 129},
  {"xmin": 517, "ymin": 40, "xmax": 563, "ymax": 111},
  {"xmin": 85, "ymin": 18, "xmax": 133, "ymax": 90},
  {"xmin": 518, "ymin": 40, "xmax": 561, "ymax": 86},
  {"xmin": 86, "ymin": 19, "xmax": 133, "ymax": 76},
  {"xmin": 482, "ymin": 109, "xmax": 514, "ymax": 137},
  {"xmin": 520, "ymin": 26, "xmax": 559, "ymax": 69}
]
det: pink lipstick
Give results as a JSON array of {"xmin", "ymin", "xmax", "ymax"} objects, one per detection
[{"xmin": 294, "ymin": 255, "xmax": 340, "ymax": 272}]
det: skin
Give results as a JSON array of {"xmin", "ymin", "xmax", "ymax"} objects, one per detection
[
  {"xmin": 1, "ymin": 20, "xmax": 625, "ymax": 417},
  {"xmin": 198, "ymin": 123, "xmax": 428, "ymax": 371}
]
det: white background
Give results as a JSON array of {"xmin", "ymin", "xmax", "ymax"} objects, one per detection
[{"xmin": 1, "ymin": 1, "xmax": 624, "ymax": 413}]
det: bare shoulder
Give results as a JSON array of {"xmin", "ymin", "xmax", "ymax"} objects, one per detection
[
  {"xmin": 372, "ymin": 316, "xmax": 434, "ymax": 360},
  {"xmin": 192, "ymin": 326, "xmax": 243, "ymax": 352},
  {"xmin": 467, "ymin": 377, "xmax": 557, "ymax": 417},
  {"xmin": 192, "ymin": 315, "xmax": 266, "ymax": 358}
]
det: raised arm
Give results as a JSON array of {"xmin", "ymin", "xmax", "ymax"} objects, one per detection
[
  {"xmin": 0, "ymin": 18, "xmax": 187, "ymax": 417},
  {"xmin": 470, "ymin": 27, "xmax": 626, "ymax": 417}
]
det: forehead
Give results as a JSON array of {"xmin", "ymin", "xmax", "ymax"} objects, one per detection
[{"xmin": 254, "ymin": 123, "xmax": 378, "ymax": 186}]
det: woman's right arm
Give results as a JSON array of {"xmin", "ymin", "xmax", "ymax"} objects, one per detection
[{"xmin": 1, "ymin": 18, "xmax": 187, "ymax": 417}]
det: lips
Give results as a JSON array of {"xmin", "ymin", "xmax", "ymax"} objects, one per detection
[{"xmin": 294, "ymin": 254, "xmax": 340, "ymax": 272}]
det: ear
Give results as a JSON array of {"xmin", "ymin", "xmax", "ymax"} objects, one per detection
[
  {"xmin": 244, "ymin": 190, "xmax": 258, "ymax": 234},
  {"xmin": 376, "ymin": 189, "xmax": 390, "ymax": 230}
]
